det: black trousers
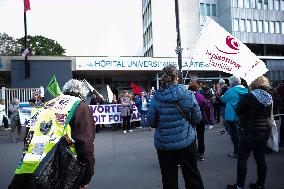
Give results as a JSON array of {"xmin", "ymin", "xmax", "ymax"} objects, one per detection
[
  {"xmin": 196, "ymin": 122, "xmax": 205, "ymax": 154},
  {"xmin": 227, "ymin": 121, "xmax": 240, "ymax": 154},
  {"xmin": 2, "ymin": 116, "xmax": 8, "ymax": 128},
  {"xmin": 122, "ymin": 115, "xmax": 131, "ymax": 131},
  {"xmin": 280, "ymin": 114, "xmax": 284, "ymax": 143},
  {"xmin": 214, "ymin": 103, "xmax": 221, "ymax": 122},
  {"xmin": 157, "ymin": 143, "xmax": 204, "ymax": 189},
  {"xmin": 236, "ymin": 131, "xmax": 269, "ymax": 188}
]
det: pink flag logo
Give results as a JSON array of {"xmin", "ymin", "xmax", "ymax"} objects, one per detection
[{"xmin": 215, "ymin": 36, "xmax": 240, "ymax": 54}]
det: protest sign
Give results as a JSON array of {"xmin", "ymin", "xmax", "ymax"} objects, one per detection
[
  {"xmin": 18, "ymin": 103, "xmax": 33, "ymax": 126},
  {"xmin": 89, "ymin": 104, "xmax": 140, "ymax": 125},
  {"xmin": 19, "ymin": 103, "xmax": 140, "ymax": 126},
  {"xmin": 194, "ymin": 17, "xmax": 268, "ymax": 85}
]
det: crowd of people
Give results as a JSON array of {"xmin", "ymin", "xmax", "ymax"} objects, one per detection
[{"xmin": 1, "ymin": 65, "xmax": 283, "ymax": 189}]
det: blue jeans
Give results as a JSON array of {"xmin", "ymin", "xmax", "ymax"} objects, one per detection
[
  {"xmin": 140, "ymin": 110, "xmax": 148, "ymax": 128},
  {"xmin": 236, "ymin": 130, "xmax": 269, "ymax": 188},
  {"xmin": 227, "ymin": 121, "xmax": 240, "ymax": 154}
]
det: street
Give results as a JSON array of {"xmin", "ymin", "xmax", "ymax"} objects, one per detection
[{"xmin": 0, "ymin": 125, "xmax": 284, "ymax": 189}]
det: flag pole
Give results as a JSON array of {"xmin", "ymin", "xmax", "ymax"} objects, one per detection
[
  {"xmin": 24, "ymin": 8, "xmax": 30, "ymax": 78},
  {"xmin": 174, "ymin": 0, "xmax": 183, "ymax": 84}
]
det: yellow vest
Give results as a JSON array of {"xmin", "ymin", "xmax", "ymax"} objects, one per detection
[{"xmin": 15, "ymin": 94, "xmax": 81, "ymax": 174}]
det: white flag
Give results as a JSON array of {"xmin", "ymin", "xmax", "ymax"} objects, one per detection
[
  {"xmin": 194, "ymin": 17, "xmax": 268, "ymax": 85},
  {"xmin": 21, "ymin": 48, "xmax": 29, "ymax": 57},
  {"xmin": 106, "ymin": 85, "xmax": 114, "ymax": 103},
  {"xmin": 83, "ymin": 79, "xmax": 104, "ymax": 99}
]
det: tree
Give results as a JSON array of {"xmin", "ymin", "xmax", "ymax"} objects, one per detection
[
  {"xmin": 0, "ymin": 33, "xmax": 20, "ymax": 55},
  {"xmin": 17, "ymin": 35, "xmax": 66, "ymax": 56}
]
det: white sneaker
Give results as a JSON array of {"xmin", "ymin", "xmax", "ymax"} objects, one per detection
[
  {"xmin": 208, "ymin": 125, "xmax": 214, "ymax": 130},
  {"xmin": 129, "ymin": 130, "xmax": 133, "ymax": 132},
  {"xmin": 123, "ymin": 130, "xmax": 127, "ymax": 133}
]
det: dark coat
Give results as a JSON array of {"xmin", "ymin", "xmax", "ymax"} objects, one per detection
[{"xmin": 236, "ymin": 93, "xmax": 271, "ymax": 132}]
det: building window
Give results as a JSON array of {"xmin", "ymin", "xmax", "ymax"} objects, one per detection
[
  {"xmin": 240, "ymin": 19, "xmax": 245, "ymax": 31},
  {"xmin": 257, "ymin": 0, "xmax": 262, "ymax": 9},
  {"xmin": 270, "ymin": 21, "xmax": 275, "ymax": 33},
  {"xmin": 206, "ymin": 4, "xmax": 211, "ymax": 16},
  {"xmin": 275, "ymin": 0, "xmax": 280, "ymax": 10},
  {"xmin": 275, "ymin": 21, "xmax": 280, "ymax": 33},
  {"xmin": 239, "ymin": 0, "xmax": 244, "ymax": 7},
  {"xmin": 251, "ymin": 0, "xmax": 256, "ymax": 8},
  {"xmin": 244, "ymin": 0, "xmax": 250, "ymax": 8},
  {"xmin": 264, "ymin": 21, "xmax": 269, "ymax": 33},
  {"xmin": 264, "ymin": 0, "xmax": 268, "ymax": 9},
  {"xmin": 268, "ymin": 0, "xmax": 274, "ymax": 9},
  {"xmin": 212, "ymin": 4, "xmax": 217, "ymax": 16},
  {"xmin": 252, "ymin": 20, "xmax": 257, "ymax": 32},
  {"xmin": 200, "ymin": 3, "xmax": 206, "ymax": 16},
  {"xmin": 246, "ymin": 20, "xmax": 252, "ymax": 32},
  {"xmin": 282, "ymin": 22, "xmax": 284, "ymax": 34},
  {"xmin": 234, "ymin": 19, "xmax": 239, "ymax": 31},
  {"xmin": 258, "ymin": 20, "xmax": 263, "ymax": 32},
  {"xmin": 281, "ymin": 0, "xmax": 284, "ymax": 10}
]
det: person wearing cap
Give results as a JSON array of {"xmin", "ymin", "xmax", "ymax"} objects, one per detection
[
  {"xmin": 9, "ymin": 79, "xmax": 95, "ymax": 189},
  {"xmin": 221, "ymin": 76, "xmax": 248, "ymax": 158}
]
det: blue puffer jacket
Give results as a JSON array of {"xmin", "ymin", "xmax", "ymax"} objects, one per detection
[
  {"xmin": 147, "ymin": 84, "xmax": 201, "ymax": 151},
  {"xmin": 220, "ymin": 85, "xmax": 248, "ymax": 121}
]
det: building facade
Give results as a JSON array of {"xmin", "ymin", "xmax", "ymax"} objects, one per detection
[
  {"xmin": 142, "ymin": 0, "xmax": 200, "ymax": 58},
  {"xmin": 143, "ymin": 0, "xmax": 284, "ymax": 80}
]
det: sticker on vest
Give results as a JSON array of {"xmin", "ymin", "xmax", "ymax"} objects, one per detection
[
  {"xmin": 55, "ymin": 113, "xmax": 67, "ymax": 126},
  {"xmin": 27, "ymin": 111, "xmax": 41, "ymax": 128},
  {"xmin": 24, "ymin": 131, "xmax": 34, "ymax": 151},
  {"xmin": 32, "ymin": 143, "xmax": 45, "ymax": 156},
  {"xmin": 54, "ymin": 98, "xmax": 70, "ymax": 110},
  {"xmin": 17, "ymin": 153, "xmax": 26, "ymax": 169},
  {"xmin": 49, "ymin": 132, "xmax": 57, "ymax": 142},
  {"xmin": 44, "ymin": 100, "xmax": 56, "ymax": 109},
  {"xmin": 40, "ymin": 120, "xmax": 53, "ymax": 135}
]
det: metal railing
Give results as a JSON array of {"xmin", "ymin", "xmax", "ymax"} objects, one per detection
[{"xmin": 0, "ymin": 87, "xmax": 44, "ymax": 115}]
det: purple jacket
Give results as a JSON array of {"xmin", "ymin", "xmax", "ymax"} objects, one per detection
[
  {"xmin": 194, "ymin": 92, "xmax": 205, "ymax": 108},
  {"xmin": 194, "ymin": 92, "xmax": 214, "ymax": 125}
]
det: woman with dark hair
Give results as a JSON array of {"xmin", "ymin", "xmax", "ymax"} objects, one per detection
[
  {"xmin": 148, "ymin": 65, "xmax": 204, "ymax": 189},
  {"xmin": 227, "ymin": 76, "xmax": 272, "ymax": 189},
  {"xmin": 188, "ymin": 82, "xmax": 206, "ymax": 161}
]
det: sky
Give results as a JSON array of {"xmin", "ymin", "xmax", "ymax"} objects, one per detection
[{"xmin": 0, "ymin": 0, "xmax": 143, "ymax": 56}]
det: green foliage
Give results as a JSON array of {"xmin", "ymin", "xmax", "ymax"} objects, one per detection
[
  {"xmin": 0, "ymin": 33, "xmax": 20, "ymax": 55},
  {"xmin": 17, "ymin": 35, "xmax": 66, "ymax": 56}
]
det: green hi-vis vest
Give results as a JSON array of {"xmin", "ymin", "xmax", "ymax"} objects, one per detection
[{"xmin": 15, "ymin": 94, "xmax": 81, "ymax": 174}]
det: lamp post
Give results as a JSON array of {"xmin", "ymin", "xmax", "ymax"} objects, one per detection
[{"xmin": 174, "ymin": 0, "xmax": 183, "ymax": 83}]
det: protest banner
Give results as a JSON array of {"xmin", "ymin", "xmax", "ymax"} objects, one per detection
[
  {"xmin": 19, "ymin": 103, "xmax": 140, "ymax": 126},
  {"xmin": 89, "ymin": 104, "xmax": 140, "ymax": 125},
  {"xmin": 194, "ymin": 17, "xmax": 268, "ymax": 85}
]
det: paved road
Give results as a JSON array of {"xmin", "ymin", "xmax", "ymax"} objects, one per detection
[{"xmin": 0, "ymin": 125, "xmax": 284, "ymax": 189}]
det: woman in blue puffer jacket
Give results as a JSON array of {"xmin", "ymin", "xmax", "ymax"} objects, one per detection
[{"xmin": 147, "ymin": 65, "xmax": 204, "ymax": 189}]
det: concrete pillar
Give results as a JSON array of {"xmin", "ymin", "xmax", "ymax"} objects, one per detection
[{"xmin": 179, "ymin": 0, "xmax": 200, "ymax": 57}]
